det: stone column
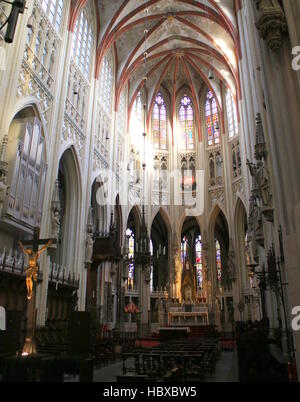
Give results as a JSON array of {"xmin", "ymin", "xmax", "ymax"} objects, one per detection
[
  {"xmin": 138, "ymin": 264, "xmax": 151, "ymax": 336},
  {"xmin": 172, "ymin": 246, "xmax": 182, "ymax": 302}
]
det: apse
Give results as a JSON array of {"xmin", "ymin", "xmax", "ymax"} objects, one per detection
[
  {"xmin": 213, "ymin": 209, "xmax": 229, "ymax": 291},
  {"xmin": 181, "ymin": 217, "xmax": 203, "ymax": 296}
]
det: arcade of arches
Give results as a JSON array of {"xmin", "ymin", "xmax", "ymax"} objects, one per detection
[{"xmin": 0, "ymin": 0, "xmax": 300, "ymax": 381}]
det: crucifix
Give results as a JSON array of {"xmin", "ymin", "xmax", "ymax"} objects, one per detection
[
  {"xmin": 18, "ymin": 227, "xmax": 56, "ymax": 355},
  {"xmin": 19, "ymin": 227, "xmax": 57, "ymax": 300}
]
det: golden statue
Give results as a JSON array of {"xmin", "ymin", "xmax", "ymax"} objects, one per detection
[
  {"xmin": 19, "ymin": 239, "xmax": 53, "ymax": 300},
  {"xmin": 181, "ymin": 256, "xmax": 197, "ymax": 303}
]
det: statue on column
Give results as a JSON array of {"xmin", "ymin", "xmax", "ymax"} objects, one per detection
[
  {"xmin": 86, "ymin": 207, "xmax": 95, "ymax": 264},
  {"xmin": 247, "ymin": 114, "xmax": 274, "ymax": 222},
  {"xmin": 50, "ymin": 180, "xmax": 62, "ymax": 242},
  {"xmin": 256, "ymin": 159, "xmax": 273, "ymax": 221},
  {"xmin": 85, "ymin": 231, "xmax": 94, "ymax": 264},
  {"xmin": 0, "ymin": 174, "xmax": 9, "ymax": 217},
  {"xmin": 51, "ymin": 210, "xmax": 61, "ymax": 239}
]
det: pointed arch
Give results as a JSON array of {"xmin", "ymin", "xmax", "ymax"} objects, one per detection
[
  {"xmin": 126, "ymin": 205, "xmax": 142, "ymax": 236},
  {"xmin": 234, "ymin": 197, "xmax": 248, "ymax": 288},
  {"xmin": 56, "ymin": 146, "xmax": 82, "ymax": 271},
  {"xmin": 6, "ymin": 99, "xmax": 51, "ymax": 161}
]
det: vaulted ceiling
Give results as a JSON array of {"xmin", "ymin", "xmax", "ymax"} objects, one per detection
[{"xmin": 74, "ymin": 1, "xmax": 241, "ymax": 118}]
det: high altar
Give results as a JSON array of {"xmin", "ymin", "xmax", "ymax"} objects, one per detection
[{"xmin": 168, "ymin": 256, "xmax": 209, "ymax": 326}]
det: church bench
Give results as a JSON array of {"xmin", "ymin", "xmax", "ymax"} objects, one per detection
[
  {"xmin": 163, "ymin": 367, "xmax": 182, "ymax": 382},
  {"xmin": 116, "ymin": 374, "xmax": 147, "ymax": 382}
]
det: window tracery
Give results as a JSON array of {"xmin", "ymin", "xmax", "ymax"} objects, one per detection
[
  {"xmin": 206, "ymin": 90, "xmax": 220, "ymax": 146},
  {"xmin": 179, "ymin": 94, "xmax": 194, "ymax": 151},
  {"xmin": 153, "ymin": 92, "xmax": 167, "ymax": 150}
]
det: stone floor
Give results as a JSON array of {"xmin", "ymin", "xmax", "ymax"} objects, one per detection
[
  {"xmin": 206, "ymin": 349, "xmax": 239, "ymax": 382},
  {"xmin": 64, "ymin": 349, "xmax": 239, "ymax": 382}
]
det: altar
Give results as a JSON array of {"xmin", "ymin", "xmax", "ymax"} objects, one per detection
[{"xmin": 168, "ymin": 305, "xmax": 209, "ymax": 326}]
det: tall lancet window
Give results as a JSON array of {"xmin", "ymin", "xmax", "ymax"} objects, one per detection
[
  {"xmin": 126, "ymin": 228, "xmax": 135, "ymax": 290},
  {"xmin": 130, "ymin": 92, "xmax": 143, "ymax": 149},
  {"xmin": 206, "ymin": 90, "xmax": 220, "ymax": 146},
  {"xmin": 40, "ymin": 0, "xmax": 64, "ymax": 31},
  {"xmin": 71, "ymin": 9, "xmax": 93, "ymax": 76},
  {"xmin": 153, "ymin": 92, "xmax": 167, "ymax": 150},
  {"xmin": 195, "ymin": 235, "xmax": 203, "ymax": 291},
  {"xmin": 216, "ymin": 239, "xmax": 222, "ymax": 288},
  {"xmin": 118, "ymin": 92, "xmax": 126, "ymax": 133},
  {"xmin": 179, "ymin": 94, "xmax": 194, "ymax": 151},
  {"xmin": 150, "ymin": 240, "xmax": 154, "ymax": 293},
  {"xmin": 181, "ymin": 236, "xmax": 188, "ymax": 263},
  {"xmin": 225, "ymin": 89, "xmax": 238, "ymax": 138},
  {"xmin": 99, "ymin": 56, "xmax": 113, "ymax": 111}
]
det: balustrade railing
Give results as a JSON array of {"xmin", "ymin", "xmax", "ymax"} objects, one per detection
[
  {"xmin": 48, "ymin": 262, "xmax": 80, "ymax": 288},
  {"xmin": 0, "ymin": 248, "xmax": 25, "ymax": 275}
]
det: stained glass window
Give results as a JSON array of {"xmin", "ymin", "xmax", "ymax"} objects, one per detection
[
  {"xmin": 179, "ymin": 95, "xmax": 194, "ymax": 151},
  {"xmin": 126, "ymin": 228, "xmax": 135, "ymax": 290},
  {"xmin": 195, "ymin": 235, "xmax": 203, "ymax": 290},
  {"xmin": 153, "ymin": 92, "xmax": 167, "ymax": 150},
  {"xmin": 225, "ymin": 89, "xmax": 238, "ymax": 138},
  {"xmin": 206, "ymin": 91, "xmax": 220, "ymax": 146},
  {"xmin": 216, "ymin": 239, "xmax": 222, "ymax": 288},
  {"xmin": 150, "ymin": 240, "xmax": 153, "ymax": 293},
  {"xmin": 181, "ymin": 236, "xmax": 188, "ymax": 263}
]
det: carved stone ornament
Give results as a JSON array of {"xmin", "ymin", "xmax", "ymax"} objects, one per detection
[
  {"xmin": 255, "ymin": 0, "xmax": 287, "ymax": 51},
  {"xmin": 226, "ymin": 242, "xmax": 236, "ymax": 283},
  {"xmin": 0, "ymin": 135, "xmax": 9, "ymax": 217},
  {"xmin": 50, "ymin": 180, "xmax": 61, "ymax": 242},
  {"xmin": 85, "ymin": 231, "xmax": 94, "ymax": 264}
]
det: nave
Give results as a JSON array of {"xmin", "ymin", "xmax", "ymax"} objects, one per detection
[{"xmin": 0, "ymin": 0, "xmax": 300, "ymax": 384}]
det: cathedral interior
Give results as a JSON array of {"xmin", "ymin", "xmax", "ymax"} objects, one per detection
[{"xmin": 0, "ymin": 0, "xmax": 300, "ymax": 384}]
